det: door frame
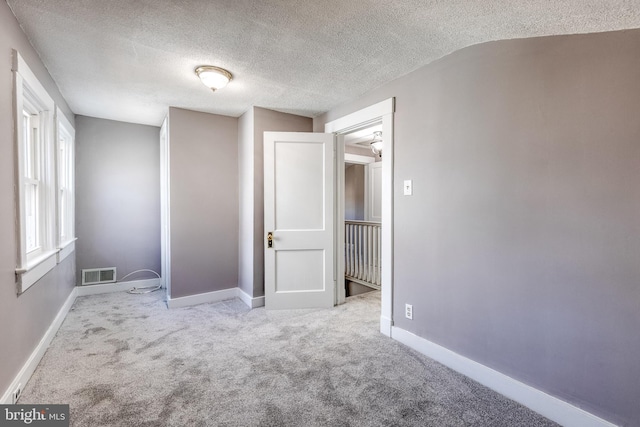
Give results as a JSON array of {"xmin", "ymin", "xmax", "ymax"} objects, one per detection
[
  {"xmin": 325, "ymin": 98, "xmax": 394, "ymax": 336},
  {"xmin": 159, "ymin": 117, "xmax": 171, "ymax": 298}
]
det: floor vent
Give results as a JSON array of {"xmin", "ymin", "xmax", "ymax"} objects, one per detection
[{"xmin": 82, "ymin": 268, "xmax": 117, "ymax": 285}]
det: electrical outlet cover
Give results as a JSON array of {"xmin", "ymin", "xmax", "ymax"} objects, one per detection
[
  {"xmin": 12, "ymin": 384, "xmax": 21, "ymax": 403},
  {"xmin": 405, "ymin": 304, "xmax": 413, "ymax": 320}
]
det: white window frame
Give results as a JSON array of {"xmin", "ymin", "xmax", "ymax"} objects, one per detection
[
  {"xmin": 56, "ymin": 108, "xmax": 76, "ymax": 263},
  {"xmin": 13, "ymin": 50, "xmax": 58, "ymax": 293}
]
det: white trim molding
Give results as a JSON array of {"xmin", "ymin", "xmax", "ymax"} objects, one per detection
[
  {"xmin": 237, "ymin": 288, "xmax": 265, "ymax": 308},
  {"xmin": 56, "ymin": 107, "xmax": 76, "ymax": 251},
  {"xmin": 75, "ymin": 278, "xmax": 160, "ymax": 297},
  {"xmin": 56, "ymin": 239, "xmax": 76, "ymax": 264},
  {"xmin": 325, "ymin": 97, "xmax": 395, "ymax": 337},
  {"xmin": 325, "ymin": 98, "xmax": 394, "ymax": 134},
  {"xmin": 13, "ymin": 49, "xmax": 58, "ymax": 294},
  {"xmin": 167, "ymin": 287, "xmax": 238, "ymax": 309},
  {"xmin": 168, "ymin": 287, "xmax": 265, "ymax": 309},
  {"xmin": 167, "ymin": 288, "xmax": 264, "ymax": 309},
  {"xmin": 77, "ymin": 281, "xmax": 262, "ymax": 309},
  {"xmin": 159, "ymin": 118, "xmax": 171, "ymax": 296},
  {"xmin": 391, "ymin": 327, "xmax": 618, "ymax": 427},
  {"xmin": 380, "ymin": 315, "xmax": 393, "ymax": 336},
  {"xmin": 344, "ymin": 153, "xmax": 375, "ymax": 165},
  {"xmin": 18, "ymin": 251, "xmax": 59, "ymax": 292},
  {"xmin": 1, "ymin": 287, "xmax": 77, "ymax": 404}
]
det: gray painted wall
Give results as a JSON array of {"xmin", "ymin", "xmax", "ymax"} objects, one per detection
[
  {"xmin": 75, "ymin": 116, "xmax": 160, "ymax": 283},
  {"xmin": 238, "ymin": 107, "xmax": 312, "ymax": 298},
  {"xmin": 315, "ymin": 29, "xmax": 640, "ymax": 426},
  {"xmin": 345, "ymin": 164, "xmax": 365, "ymax": 221},
  {"xmin": 0, "ymin": 1, "xmax": 76, "ymax": 396},
  {"xmin": 168, "ymin": 107, "xmax": 239, "ymax": 298}
]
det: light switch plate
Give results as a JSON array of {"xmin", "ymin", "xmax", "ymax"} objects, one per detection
[{"xmin": 403, "ymin": 180, "xmax": 413, "ymax": 196}]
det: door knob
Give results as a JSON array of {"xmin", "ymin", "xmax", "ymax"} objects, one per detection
[{"xmin": 267, "ymin": 232, "xmax": 274, "ymax": 248}]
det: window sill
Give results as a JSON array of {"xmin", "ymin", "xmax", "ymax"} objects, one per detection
[
  {"xmin": 16, "ymin": 249, "xmax": 59, "ymax": 294},
  {"xmin": 57, "ymin": 238, "xmax": 77, "ymax": 263}
]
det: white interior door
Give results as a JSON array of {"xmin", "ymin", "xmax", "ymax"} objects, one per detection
[
  {"xmin": 264, "ymin": 131, "xmax": 335, "ymax": 309},
  {"xmin": 365, "ymin": 162, "xmax": 383, "ymax": 222}
]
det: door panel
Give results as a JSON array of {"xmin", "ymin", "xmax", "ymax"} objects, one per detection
[
  {"xmin": 365, "ymin": 162, "xmax": 383, "ymax": 222},
  {"xmin": 264, "ymin": 132, "xmax": 335, "ymax": 309},
  {"xmin": 274, "ymin": 142, "xmax": 325, "ymax": 230},
  {"xmin": 276, "ymin": 250, "xmax": 325, "ymax": 292}
]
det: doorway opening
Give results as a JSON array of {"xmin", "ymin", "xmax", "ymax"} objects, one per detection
[
  {"xmin": 325, "ymin": 98, "xmax": 394, "ymax": 336},
  {"xmin": 343, "ymin": 124, "xmax": 382, "ymax": 298}
]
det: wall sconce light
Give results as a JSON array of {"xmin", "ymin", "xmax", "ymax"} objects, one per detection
[
  {"xmin": 195, "ymin": 66, "xmax": 233, "ymax": 92},
  {"xmin": 370, "ymin": 131, "xmax": 383, "ymax": 156}
]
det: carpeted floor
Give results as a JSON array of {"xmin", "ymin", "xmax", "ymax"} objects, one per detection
[{"xmin": 20, "ymin": 290, "xmax": 558, "ymax": 426}]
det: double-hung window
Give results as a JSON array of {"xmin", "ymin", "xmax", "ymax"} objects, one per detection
[
  {"xmin": 13, "ymin": 50, "xmax": 57, "ymax": 293},
  {"xmin": 56, "ymin": 109, "xmax": 76, "ymax": 262},
  {"xmin": 22, "ymin": 107, "xmax": 43, "ymax": 255}
]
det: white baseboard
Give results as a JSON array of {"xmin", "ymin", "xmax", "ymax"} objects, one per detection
[
  {"xmin": 379, "ymin": 315, "xmax": 392, "ymax": 337},
  {"xmin": 391, "ymin": 327, "xmax": 618, "ymax": 427},
  {"xmin": 75, "ymin": 278, "xmax": 161, "ymax": 297},
  {"xmin": 237, "ymin": 288, "xmax": 265, "ymax": 308},
  {"xmin": 1, "ymin": 287, "xmax": 77, "ymax": 404},
  {"xmin": 168, "ymin": 287, "xmax": 265, "ymax": 309},
  {"xmin": 167, "ymin": 287, "xmax": 238, "ymax": 309}
]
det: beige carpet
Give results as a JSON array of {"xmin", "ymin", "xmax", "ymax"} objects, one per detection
[{"xmin": 19, "ymin": 290, "xmax": 558, "ymax": 426}]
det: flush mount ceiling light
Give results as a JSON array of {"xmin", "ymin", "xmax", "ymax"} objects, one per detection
[
  {"xmin": 370, "ymin": 131, "xmax": 383, "ymax": 156},
  {"xmin": 195, "ymin": 66, "xmax": 233, "ymax": 92}
]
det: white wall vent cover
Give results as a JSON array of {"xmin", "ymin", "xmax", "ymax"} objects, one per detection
[{"xmin": 82, "ymin": 268, "xmax": 117, "ymax": 285}]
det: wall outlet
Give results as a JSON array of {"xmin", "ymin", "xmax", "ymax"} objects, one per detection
[
  {"xmin": 12, "ymin": 384, "xmax": 21, "ymax": 404},
  {"xmin": 405, "ymin": 304, "xmax": 413, "ymax": 320}
]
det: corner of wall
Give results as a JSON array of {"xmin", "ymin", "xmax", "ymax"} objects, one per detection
[{"xmin": 238, "ymin": 107, "xmax": 256, "ymax": 297}]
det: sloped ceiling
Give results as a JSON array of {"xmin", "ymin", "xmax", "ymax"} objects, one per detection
[{"xmin": 7, "ymin": 0, "xmax": 640, "ymax": 126}]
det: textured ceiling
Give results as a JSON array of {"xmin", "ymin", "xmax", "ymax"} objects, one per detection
[{"xmin": 7, "ymin": 0, "xmax": 640, "ymax": 126}]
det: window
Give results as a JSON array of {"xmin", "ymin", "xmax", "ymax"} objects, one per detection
[
  {"xmin": 13, "ymin": 50, "xmax": 57, "ymax": 293},
  {"xmin": 56, "ymin": 108, "xmax": 76, "ymax": 262},
  {"xmin": 23, "ymin": 109, "xmax": 42, "ymax": 254}
]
